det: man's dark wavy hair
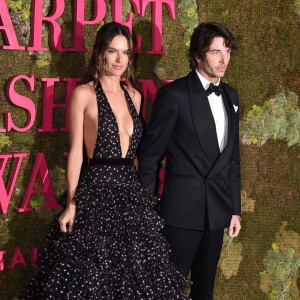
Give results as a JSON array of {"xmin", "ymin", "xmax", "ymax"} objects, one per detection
[{"xmin": 189, "ymin": 22, "xmax": 238, "ymax": 69}]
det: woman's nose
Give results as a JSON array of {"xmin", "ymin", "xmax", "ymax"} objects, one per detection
[{"xmin": 116, "ymin": 53, "xmax": 122, "ymax": 63}]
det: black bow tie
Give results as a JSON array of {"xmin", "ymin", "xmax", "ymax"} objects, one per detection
[{"xmin": 206, "ymin": 83, "xmax": 223, "ymax": 96}]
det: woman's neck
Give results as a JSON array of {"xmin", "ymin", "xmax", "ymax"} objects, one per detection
[{"xmin": 99, "ymin": 75, "xmax": 122, "ymax": 93}]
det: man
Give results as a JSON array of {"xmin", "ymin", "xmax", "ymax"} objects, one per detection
[{"xmin": 138, "ymin": 22, "xmax": 241, "ymax": 299}]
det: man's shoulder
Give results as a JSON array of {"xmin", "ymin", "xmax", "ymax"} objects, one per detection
[
  {"xmin": 222, "ymin": 82, "xmax": 238, "ymax": 96},
  {"xmin": 171, "ymin": 73, "xmax": 191, "ymax": 87},
  {"xmin": 160, "ymin": 73, "xmax": 190, "ymax": 93},
  {"xmin": 222, "ymin": 82, "xmax": 239, "ymax": 106}
]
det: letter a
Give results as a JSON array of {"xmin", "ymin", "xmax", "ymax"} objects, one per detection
[
  {"xmin": 17, "ymin": 153, "xmax": 61, "ymax": 212},
  {"xmin": 0, "ymin": 0, "xmax": 25, "ymax": 50},
  {"xmin": 0, "ymin": 250, "xmax": 6, "ymax": 271},
  {"xmin": 0, "ymin": 153, "xmax": 27, "ymax": 214},
  {"xmin": 8, "ymin": 247, "xmax": 26, "ymax": 269}
]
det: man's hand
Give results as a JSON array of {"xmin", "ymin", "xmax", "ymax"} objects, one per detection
[{"xmin": 225, "ymin": 215, "xmax": 241, "ymax": 238}]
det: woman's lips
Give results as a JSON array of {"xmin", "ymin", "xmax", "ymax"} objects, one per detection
[{"xmin": 113, "ymin": 65, "xmax": 124, "ymax": 70}]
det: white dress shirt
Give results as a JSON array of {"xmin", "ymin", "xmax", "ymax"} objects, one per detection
[{"xmin": 196, "ymin": 70, "xmax": 228, "ymax": 153}]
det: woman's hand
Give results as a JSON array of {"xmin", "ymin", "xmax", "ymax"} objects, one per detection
[{"xmin": 59, "ymin": 203, "xmax": 76, "ymax": 234}]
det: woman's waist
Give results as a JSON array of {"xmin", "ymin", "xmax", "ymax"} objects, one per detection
[
  {"xmin": 81, "ymin": 164, "xmax": 137, "ymax": 184},
  {"xmin": 88, "ymin": 157, "xmax": 134, "ymax": 166}
]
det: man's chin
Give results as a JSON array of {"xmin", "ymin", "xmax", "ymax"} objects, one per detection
[{"xmin": 217, "ymin": 68, "xmax": 227, "ymax": 76}]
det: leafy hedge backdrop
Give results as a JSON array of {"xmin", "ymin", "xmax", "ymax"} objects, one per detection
[{"xmin": 0, "ymin": 0, "xmax": 299, "ymax": 299}]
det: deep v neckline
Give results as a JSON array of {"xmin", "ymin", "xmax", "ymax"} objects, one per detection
[{"xmin": 98, "ymin": 81, "xmax": 135, "ymax": 158}]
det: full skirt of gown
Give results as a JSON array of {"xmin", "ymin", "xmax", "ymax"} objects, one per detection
[{"xmin": 19, "ymin": 164, "xmax": 188, "ymax": 300}]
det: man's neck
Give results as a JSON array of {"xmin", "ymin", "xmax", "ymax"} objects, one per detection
[{"xmin": 195, "ymin": 69, "xmax": 220, "ymax": 89}]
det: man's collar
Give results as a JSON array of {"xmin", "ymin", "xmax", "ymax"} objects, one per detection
[{"xmin": 195, "ymin": 69, "xmax": 220, "ymax": 90}]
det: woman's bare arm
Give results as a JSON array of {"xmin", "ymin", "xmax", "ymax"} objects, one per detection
[
  {"xmin": 59, "ymin": 85, "xmax": 90, "ymax": 233},
  {"xmin": 66, "ymin": 86, "xmax": 89, "ymax": 204}
]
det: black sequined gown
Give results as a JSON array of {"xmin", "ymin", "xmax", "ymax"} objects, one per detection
[{"xmin": 20, "ymin": 82, "xmax": 188, "ymax": 300}]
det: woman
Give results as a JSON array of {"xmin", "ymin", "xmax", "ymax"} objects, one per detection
[{"xmin": 20, "ymin": 22, "xmax": 187, "ymax": 299}]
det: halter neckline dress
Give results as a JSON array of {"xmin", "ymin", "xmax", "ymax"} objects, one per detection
[{"xmin": 20, "ymin": 82, "xmax": 188, "ymax": 300}]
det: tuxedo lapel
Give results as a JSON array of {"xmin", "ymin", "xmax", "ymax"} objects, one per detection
[
  {"xmin": 188, "ymin": 71, "xmax": 220, "ymax": 164},
  {"xmin": 220, "ymin": 88, "xmax": 233, "ymax": 153},
  {"xmin": 208, "ymin": 84, "xmax": 238, "ymax": 178},
  {"xmin": 221, "ymin": 85, "xmax": 238, "ymax": 156}
]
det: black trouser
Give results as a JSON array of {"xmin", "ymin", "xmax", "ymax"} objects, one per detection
[{"xmin": 161, "ymin": 226, "xmax": 224, "ymax": 300}]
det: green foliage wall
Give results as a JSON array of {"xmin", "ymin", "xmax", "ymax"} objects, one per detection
[{"xmin": 0, "ymin": 0, "xmax": 299, "ymax": 299}]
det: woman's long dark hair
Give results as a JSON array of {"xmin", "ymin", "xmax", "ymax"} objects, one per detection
[{"xmin": 81, "ymin": 22, "xmax": 135, "ymax": 88}]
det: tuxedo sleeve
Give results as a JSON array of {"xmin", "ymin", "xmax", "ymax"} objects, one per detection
[
  {"xmin": 137, "ymin": 84, "xmax": 178, "ymax": 193},
  {"xmin": 229, "ymin": 92, "xmax": 241, "ymax": 215}
]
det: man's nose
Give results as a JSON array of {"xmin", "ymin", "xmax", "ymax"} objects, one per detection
[
  {"xmin": 219, "ymin": 53, "xmax": 225, "ymax": 63},
  {"xmin": 220, "ymin": 52, "xmax": 229, "ymax": 64}
]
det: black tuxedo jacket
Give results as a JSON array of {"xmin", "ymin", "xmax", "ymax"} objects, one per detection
[{"xmin": 138, "ymin": 71, "xmax": 241, "ymax": 230}]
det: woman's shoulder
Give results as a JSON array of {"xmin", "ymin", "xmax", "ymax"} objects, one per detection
[
  {"xmin": 70, "ymin": 82, "xmax": 96, "ymax": 110},
  {"xmin": 72, "ymin": 82, "xmax": 95, "ymax": 100},
  {"xmin": 73, "ymin": 82, "xmax": 95, "ymax": 96}
]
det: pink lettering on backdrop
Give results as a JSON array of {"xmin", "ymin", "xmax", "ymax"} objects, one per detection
[
  {"xmin": 37, "ymin": 77, "xmax": 80, "ymax": 132},
  {"xmin": 37, "ymin": 77, "xmax": 60, "ymax": 132},
  {"xmin": 27, "ymin": 0, "xmax": 65, "ymax": 52},
  {"xmin": 140, "ymin": 0, "xmax": 175, "ymax": 54},
  {"xmin": 0, "ymin": 250, "xmax": 6, "ymax": 271},
  {"xmin": 60, "ymin": 78, "xmax": 81, "ymax": 131},
  {"xmin": 158, "ymin": 164, "xmax": 165, "ymax": 197},
  {"xmin": 138, "ymin": 79, "xmax": 158, "ymax": 119},
  {"xmin": 0, "ymin": 153, "xmax": 27, "ymax": 214},
  {"xmin": 0, "ymin": 247, "xmax": 38, "ymax": 271},
  {"xmin": 112, "ymin": 0, "xmax": 140, "ymax": 33},
  {"xmin": 17, "ymin": 153, "xmax": 61, "ymax": 212},
  {"xmin": 1, "ymin": 0, "xmax": 176, "ymax": 53},
  {"xmin": 134, "ymin": 35, "xmax": 142, "ymax": 53},
  {"xmin": 73, "ymin": 0, "xmax": 106, "ymax": 52},
  {"xmin": 112, "ymin": 0, "xmax": 140, "ymax": 31},
  {"xmin": 162, "ymin": 79, "xmax": 173, "ymax": 84},
  {"xmin": 1, "ymin": 75, "xmax": 36, "ymax": 132},
  {"xmin": 112, "ymin": 0, "xmax": 142, "ymax": 53},
  {"xmin": 0, "ymin": 0, "xmax": 25, "ymax": 50},
  {"xmin": 138, "ymin": 79, "xmax": 173, "ymax": 119},
  {"xmin": 31, "ymin": 247, "xmax": 38, "ymax": 267},
  {"xmin": 8, "ymin": 247, "xmax": 26, "ymax": 269}
]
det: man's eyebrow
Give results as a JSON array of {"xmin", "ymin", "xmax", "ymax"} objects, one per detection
[{"xmin": 209, "ymin": 48, "xmax": 231, "ymax": 51}]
